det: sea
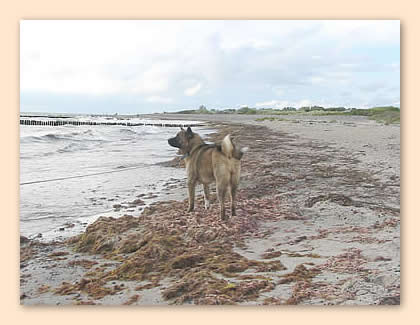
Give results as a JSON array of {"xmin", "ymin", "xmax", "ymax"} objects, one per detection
[{"xmin": 20, "ymin": 114, "xmax": 210, "ymax": 242}]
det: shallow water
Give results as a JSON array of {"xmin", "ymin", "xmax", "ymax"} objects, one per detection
[{"xmin": 20, "ymin": 118, "xmax": 211, "ymax": 241}]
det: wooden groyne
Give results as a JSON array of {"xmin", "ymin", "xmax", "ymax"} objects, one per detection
[{"xmin": 20, "ymin": 119, "xmax": 205, "ymax": 127}]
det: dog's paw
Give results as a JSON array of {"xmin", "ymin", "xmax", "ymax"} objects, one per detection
[{"xmin": 204, "ymin": 199, "xmax": 210, "ymax": 210}]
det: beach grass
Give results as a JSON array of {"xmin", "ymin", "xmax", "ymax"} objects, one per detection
[
  {"xmin": 368, "ymin": 109, "xmax": 400, "ymax": 125},
  {"xmin": 344, "ymin": 107, "xmax": 400, "ymax": 124},
  {"xmin": 255, "ymin": 117, "xmax": 288, "ymax": 122},
  {"xmin": 172, "ymin": 106, "xmax": 400, "ymax": 125},
  {"xmin": 255, "ymin": 106, "xmax": 400, "ymax": 125}
]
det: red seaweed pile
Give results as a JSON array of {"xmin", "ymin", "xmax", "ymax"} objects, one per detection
[{"xmin": 59, "ymin": 190, "xmax": 295, "ymax": 304}]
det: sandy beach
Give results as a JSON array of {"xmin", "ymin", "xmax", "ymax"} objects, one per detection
[{"xmin": 20, "ymin": 113, "xmax": 400, "ymax": 305}]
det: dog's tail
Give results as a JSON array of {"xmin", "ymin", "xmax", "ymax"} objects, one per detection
[{"xmin": 221, "ymin": 134, "xmax": 248, "ymax": 160}]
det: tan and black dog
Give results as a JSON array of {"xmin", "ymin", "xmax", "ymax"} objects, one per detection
[{"xmin": 168, "ymin": 127, "xmax": 248, "ymax": 220}]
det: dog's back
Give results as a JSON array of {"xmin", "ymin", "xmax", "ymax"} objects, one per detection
[{"xmin": 187, "ymin": 134, "xmax": 246, "ymax": 183}]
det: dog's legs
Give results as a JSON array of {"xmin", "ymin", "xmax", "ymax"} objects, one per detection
[
  {"xmin": 230, "ymin": 182, "xmax": 238, "ymax": 217},
  {"xmin": 230, "ymin": 167, "xmax": 240, "ymax": 217},
  {"xmin": 203, "ymin": 184, "xmax": 210, "ymax": 210},
  {"xmin": 187, "ymin": 179, "xmax": 196, "ymax": 212},
  {"xmin": 216, "ymin": 183, "xmax": 227, "ymax": 221}
]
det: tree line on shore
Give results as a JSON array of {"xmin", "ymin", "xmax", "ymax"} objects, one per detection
[{"xmin": 168, "ymin": 105, "xmax": 400, "ymax": 116}]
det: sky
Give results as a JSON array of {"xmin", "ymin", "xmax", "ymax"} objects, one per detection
[{"xmin": 20, "ymin": 20, "xmax": 400, "ymax": 114}]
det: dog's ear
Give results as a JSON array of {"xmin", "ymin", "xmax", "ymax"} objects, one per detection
[
  {"xmin": 186, "ymin": 127, "xmax": 193, "ymax": 138},
  {"xmin": 180, "ymin": 127, "xmax": 185, "ymax": 131}
]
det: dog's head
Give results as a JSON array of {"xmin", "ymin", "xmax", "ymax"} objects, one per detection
[{"xmin": 168, "ymin": 127, "xmax": 201, "ymax": 155}]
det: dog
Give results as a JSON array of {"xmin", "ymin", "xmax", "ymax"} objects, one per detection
[{"xmin": 168, "ymin": 127, "xmax": 248, "ymax": 220}]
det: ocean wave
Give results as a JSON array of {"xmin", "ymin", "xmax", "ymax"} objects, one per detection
[
  {"xmin": 20, "ymin": 212, "xmax": 81, "ymax": 222},
  {"xmin": 119, "ymin": 128, "xmax": 138, "ymax": 135},
  {"xmin": 21, "ymin": 129, "xmax": 104, "ymax": 144},
  {"xmin": 119, "ymin": 128, "xmax": 155, "ymax": 137},
  {"xmin": 57, "ymin": 142, "xmax": 88, "ymax": 153}
]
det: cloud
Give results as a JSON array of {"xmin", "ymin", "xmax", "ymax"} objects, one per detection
[
  {"xmin": 20, "ymin": 20, "xmax": 400, "ymax": 113},
  {"xmin": 255, "ymin": 99, "xmax": 347, "ymax": 109},
  {"xmin": 146, "ymin": 96, "xmax": 173, "ymax": 103},
  {"xmin": 255, "ymin": 100, "xmax": 287, "ymax": 108},
  {"xmin": 184, "ymin": 83, "xmax": 202, "ymax": 96},
  {"xmin": 308, "ymin": 76, "xmax": 326, "ymax": 85},
  {"xmin": 255, "ymin": 99, "xmax": 313, "ymax": 108}
]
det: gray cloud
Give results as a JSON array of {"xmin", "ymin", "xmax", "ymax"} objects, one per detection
[{"xmin": 20, "ymin": 20, "xmax": 400, "ymax": 113}]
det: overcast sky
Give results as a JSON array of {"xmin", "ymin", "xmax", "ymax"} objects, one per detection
[{"xmin": 20, "ymin": 20, "xmax": 400, "ymax": 114}]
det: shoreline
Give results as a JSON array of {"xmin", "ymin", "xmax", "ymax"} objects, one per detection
[
  {"xmin": 20, "ymin": 115, "xmax": 400, "ymax": 305},
  {"xmin": 20, "ymin": 123, "xmax": 215, "ymax": 243}
]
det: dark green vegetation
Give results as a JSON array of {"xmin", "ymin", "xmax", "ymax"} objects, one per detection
[
  {"xmin": 170, "ymin": 105, "xmax": 400, "ymax": 124},
  {"xmin": 311, "ymin": 106, "xmax": 400, "ymax": 125},
  {"xmin": 353, "ymin": 106, "xmax": 400, "ymax": 125}
]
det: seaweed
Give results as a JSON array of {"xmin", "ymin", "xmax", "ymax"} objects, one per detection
[
  {"xmin": 162, "ymin": 270, "xmax": 274, "ymax": 305},
  {"xmin": 278, "ymin": 264, "xmax": 320, "ymax": 285},
  {"xmin": 68, "ymin": 259, "xmax": 98, "ymax": 269},
  {"xmin": 73, "ymin": 215, "xmax": 141, "ymax": 254},
  {"xmin": 123, "ymin": 294, "xmax": 140, "ymax": 305},
  {"xmin": 55, "ymin": 278, "xmax": 124, "ymax": 299}
]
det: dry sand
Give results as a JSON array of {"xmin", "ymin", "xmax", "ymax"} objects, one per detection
[{"xmin": 20, "ymin": 113, "xmax": 400, "ymax": 305}]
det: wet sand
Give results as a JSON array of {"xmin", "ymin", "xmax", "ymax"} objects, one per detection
[{"xmin": 20, "ymin": 114, "xmax": 400, "ymax": 305}]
